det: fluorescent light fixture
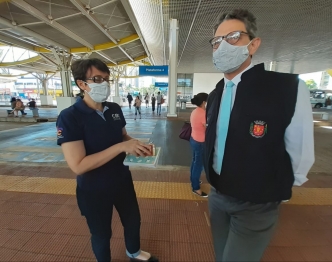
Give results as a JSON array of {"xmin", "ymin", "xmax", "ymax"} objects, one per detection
[{"xmin": 321, "ymin": 126, "xmax": 332, "ymax": 129}]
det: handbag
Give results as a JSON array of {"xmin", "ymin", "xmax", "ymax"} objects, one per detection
[{"xmin": 179, "ymin": 121, "xmax": 192, "ymax": 141}]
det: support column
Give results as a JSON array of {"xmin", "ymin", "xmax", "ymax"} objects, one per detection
[
  {"xmin": 290, "ymin": 61, "xmax": 295, "ymax": 74},
  {"xmin": 113, "ymin": 79, "xmax": 122, "ymax": 105},
  {"xmin": 269, "ymin": 61, "xmax": 278, "ymax": 71},
  {"xmin": 32, "ymin": 73, "xmax": 54, "ymax": 106},
  {"xmin": 167, "ymin": 19, "xmax": 179, "ymax": 118},
  {"xmin": 55, "ymin": 53, "xmax": 75, "ymax": 114}
]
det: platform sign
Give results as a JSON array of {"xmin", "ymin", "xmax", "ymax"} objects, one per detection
[
  {"xmin": 155, "ymin": 82, "xmax": 168, "ymax": 88},
  {"xmin": 139, "ymin": 66, "xmax": 168, "ymax": 76}
]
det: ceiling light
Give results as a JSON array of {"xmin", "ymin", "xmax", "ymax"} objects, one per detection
[
  {"xmin": 321, "ymin": 126, "xmax": 332, "ymax": 129},
  {"xmin": 11, "ymin": 21, "xmax": 17, "ymax": 26}
]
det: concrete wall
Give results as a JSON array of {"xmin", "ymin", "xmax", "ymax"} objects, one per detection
[{"xmin": 193, "ymin": 73, "xmax": 224, "ymax": 95}]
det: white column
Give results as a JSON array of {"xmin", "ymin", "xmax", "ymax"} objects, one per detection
[
  {"xmin": 290, "ymin": 61, "xmax": 295, "ymax": 74},
  {"xmin": 56, "ymin": 68, "xmax": 75, "ymax": 114},
  {"xmin": 112, "ymin": 79, "xmax": 122, "ymax": 105},
  {"xmin": 167, "ymin": 19, "xmax": 179, "ymax": 118},
  {"xmin": 269, "ymin": 61, "xmax": 278, "ymax": 71},
  {"xmin": 40, "ymin": 78, "xmax": 53, "ymax": 106}
]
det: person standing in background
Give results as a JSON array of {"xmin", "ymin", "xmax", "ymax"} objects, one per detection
[
  {"xmin": 127, "ymin": 93, "xmax": 133, "ymax": 109},
  {"xmin": 144, "ymin": 93, "xmax": 150, "ymax": 108},
  {"xmin": 151, "ymin": 94, "xmax": 156, "ymax": 113},
  {"xmin": 156, "ymin": 92, "xmax": 163, "ymax": 116},
  {"xmin": 134, "ymin": 96, "xmax": 142, "ymax": 120},
  {"xmin": 190, "ymin": 92, "xmax": 209, "ymax": 197}
]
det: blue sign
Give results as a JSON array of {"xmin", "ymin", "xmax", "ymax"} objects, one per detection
[
  {"xmin": 159, "ymin": 87, "xmax": 168, "ymax": 91},
  {"xmin": 139, "ymin": 66, "xmax": 168, "ymax": 76},
  {"xmin": 155, "ymin": 82, "xmax": 168, "ymax": 88}
]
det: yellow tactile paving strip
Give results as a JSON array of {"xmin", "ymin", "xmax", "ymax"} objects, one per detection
[{"xmin": 0, "ymin": 175, "xmax": 332, "ymax": 205}]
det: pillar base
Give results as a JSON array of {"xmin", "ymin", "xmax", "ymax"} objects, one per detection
[
  {"xmin": 56, "ymin": 97, "xmax": 76, "ymax": 115},
  {"xmin": 112, "ymin": 96, "xmax": 122, "ymax": 106},
  {"xmin": 40, "ymin": 95, "xmax": 53, "ymax": 106}
]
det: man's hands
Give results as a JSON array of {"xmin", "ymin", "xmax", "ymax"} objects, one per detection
[{"xmin": 120, "ymin": 139, "xmax": 151, "ymax": 157}]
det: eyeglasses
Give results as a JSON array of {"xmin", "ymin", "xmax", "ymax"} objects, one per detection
[
  {"xmin": 209, "ymin": 31, "xmax": 252, "ymax": 49},
  {"xmin": 85, "ymin": 75, "xmax": 113, "ymax": 83}
]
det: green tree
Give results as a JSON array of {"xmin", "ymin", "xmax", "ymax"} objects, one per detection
[{"xmin": 305, "ymin": 79, "xmax": 318, "ymax": 90}]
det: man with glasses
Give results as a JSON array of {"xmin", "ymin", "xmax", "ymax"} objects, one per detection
[{"xmin": 203, "ymin": 9, "xmax": 314, "ymax": 261}]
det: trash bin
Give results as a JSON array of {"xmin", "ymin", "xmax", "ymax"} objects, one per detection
[
  {"xmin": 181, "ymin": 101, "xmax": 187, "ymax": 110},
  {"xmin": 30, "ymin": 108, "xmax": 39, "ymax": 117}
]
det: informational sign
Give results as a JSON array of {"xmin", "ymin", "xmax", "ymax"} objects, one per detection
[
  {"xmin": 139, "ymin": 66, "xmax": 168, "ymax": 76},
  {"xmin": 155, "ymin": 82, "xmax": 168, "ymax": 88}
]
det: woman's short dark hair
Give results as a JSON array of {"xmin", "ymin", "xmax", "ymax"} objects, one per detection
[
  {"xmin": 71, "ymin": 58, "xmax": 110, "ymax": 89},
  {"xmin": 191, "ymin": 93, "xmax": 209, "ymax": 107}
]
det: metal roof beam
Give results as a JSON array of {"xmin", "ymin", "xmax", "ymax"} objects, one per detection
[
  {"xmin": 0, "ymin": 17, "xmax": 69, "ymax": 52},
  {"xmin": 91, "ymin": 0, "xmax": 118, "ymax": 10},
  {"xmin": 11, "ymin": 0, "xmax": 94, "ymax": 50},
  {"xmin": 0, "ymin": 32, "xmax": 36, "ymax": 50},
  {"xmin": 0, "ymin": 55, "xmax": 41, "ymax": 67},
  {"xmin": 120, "ymin": 0, "xmax": 154, "ymax": 65},
  {"xmin": 96, "ymin": 51, "xmax": 117, "ymax": 65},
  {"xmin": 69, "ymin": 0, "xmax": 134, "ymax": 61},
  {"xmin": 107, "ymin": 54, "xmax": 147, "ymax": 67}
]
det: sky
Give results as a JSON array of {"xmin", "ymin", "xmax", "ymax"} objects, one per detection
[{"xmin": 299, "ymin": 71, "xmax": 322, "ymax": 85}]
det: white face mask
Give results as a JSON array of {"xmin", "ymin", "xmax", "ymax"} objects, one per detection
[
  {"xmin": 84, "ymin": 81, "xmax": 110, "ymax": 103},
  {"xmin": 213, "ymin": 40, "xmax": 252, "ymax": 73}
]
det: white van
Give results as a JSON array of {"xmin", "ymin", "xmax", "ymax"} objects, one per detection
[{"xmin": 310, "ymin": 89, "xmax": 326, "ymax": 108}]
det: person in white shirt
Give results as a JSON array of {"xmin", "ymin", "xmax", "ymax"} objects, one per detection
[{"xmin": 204, "ymin": 9, "xmax": 314, "ymax": 262}]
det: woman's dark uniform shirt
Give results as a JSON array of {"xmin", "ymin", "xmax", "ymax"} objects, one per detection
[{"xmin": 56, "ymin": 98, "xmax": 128, "ymax": 190}]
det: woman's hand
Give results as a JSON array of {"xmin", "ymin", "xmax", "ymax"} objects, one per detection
[{"xmin": 120, "ymin": 139, "xmax": 151, "ymax": 157}]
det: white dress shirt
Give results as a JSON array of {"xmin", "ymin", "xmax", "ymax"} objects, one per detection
[{"xmin": 213, "ymin": 63, "xmax": 315, "ymax": 186}]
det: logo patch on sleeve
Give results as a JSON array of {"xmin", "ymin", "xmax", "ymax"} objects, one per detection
[
  {"xmin": 112, "ymin": 114, "xmax": 121, "ymax": 121},
  {"xmin": 57, "ymin": 127, "xmax": 64, "ymax": 139},
  {"xmin": 249, "ymin": 120, "xmax": 267, "ymax": 138}
]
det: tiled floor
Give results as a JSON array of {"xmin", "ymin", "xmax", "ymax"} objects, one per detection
[{"xmin": 0, "ymin": 164, "xmax": 332, "ymax": 261}]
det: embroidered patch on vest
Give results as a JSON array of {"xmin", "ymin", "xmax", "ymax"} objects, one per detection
[{"xmin": 249, "ymin": 120, "xmax": 267, "ymax": 138}]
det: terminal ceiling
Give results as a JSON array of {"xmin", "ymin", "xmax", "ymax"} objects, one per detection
[
  {"xmin": 126, "ymin": 0, "xmax": 332, "ymax": 74},
  {"xmin": 0, "ymin": 0, "xmax": 150, "ymax": 75}
]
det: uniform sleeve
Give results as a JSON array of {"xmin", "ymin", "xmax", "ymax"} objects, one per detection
[
  {"xmin": 284, "ymin": 80, "xmax": 315, "ymax": 186},
  {"xmin": 56, "ymin": 111, "xmax": 84, "ymax": 146}
]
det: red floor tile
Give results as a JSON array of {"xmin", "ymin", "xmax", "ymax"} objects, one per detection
[
  {"xmin": 297, "ymin": 246, "xmax": 332, "ymax": 261},
  {"xmin": 55, "ymin": 218, "xmax": 89, "ymax": 236},
  {"xmin": 11, "ymin": 250, "xmax": 39, "ymax": 261},
  {"xmin": 37, "ymin": 204, "xmax": 62, "ymax": 217},
  {"xmin": 60, "ymin": 235, "xmax": 90, "ymax": 257},
  {"xmin": 186, "ymin": 211, "xmax": 209, "ymax": 226},
  {"xmin": 170, "ymin": 210, "xmax": 188, "ymax": 225},
  {"xmin": 5, "ymin": 215, "xmax": 34, "ymax": 231},
  {"xmin": 0, "ymin": 229, "xmax": 18, "ymax": 247},
  {"xmin": 3, "ymin": 230, "xmax": 35, "ymax": 250},
  {"xmin": 190, "ymin": 242, "xmax": 215, "ymax": 262},
  {"xmin": 277, "ymin": 247, "xmax": 305, "ymax": 261},
  {"xmin": 188, "ymin": 225, "xmax": 212, "ymax": 243},
  {"xmin": 21, "ymin": 232, "xmax": 53, "ymax": 253},
  {"xmin": 262, "ymin": 247, "xmax": 285, "ymax": 261},
  {"xmin": 170, "ymin": 224, "xmax": 190, "ymax": 242},
  {"xmin": 21, "ymin": 216, "xmax": 49, "ymax": 232},
  {"xmin": 170, "ymin": 242, "xmax": 193, "ymax": 261},
  {"xmin": 38, "ymin": 217, "xmax": 66, "ymax": 234},
  {"xmin": 41, "ymin": 233, "xmax": 72, "ymax": 255},
  {"xmin": 0, "ymin": 247, "xmax": 18, "ymax": 261}
]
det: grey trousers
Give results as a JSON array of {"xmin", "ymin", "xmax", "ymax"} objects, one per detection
[{"xmin": 208, "ymin": 187, "xmax": 280, "ymax": 262}]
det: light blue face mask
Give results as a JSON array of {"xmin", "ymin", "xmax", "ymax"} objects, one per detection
[{"xmin": 213, "ymin": 40, "xmax": 252, "ymax": 73}]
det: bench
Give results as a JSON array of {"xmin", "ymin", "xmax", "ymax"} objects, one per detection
[{"xmin": 313, "ymin": 112, "xmax": 329, "ymax": 120}]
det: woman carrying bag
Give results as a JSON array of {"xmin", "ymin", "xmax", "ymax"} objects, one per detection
[
  {"xmin": 189, "ymin": 93, "xmax": 209, "ymax": 197},
  {"xmin": 134, "ymin": 96, "xmax": 142, "ymax": 120}
]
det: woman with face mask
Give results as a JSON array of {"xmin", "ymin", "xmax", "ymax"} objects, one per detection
[
  {"xmin": 56, "ymin": 58, "xmax": 158, "ymax": 262},
  {"xmin": 190, "ymin": 92, "xmax": 209, "ymax": 197}
]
